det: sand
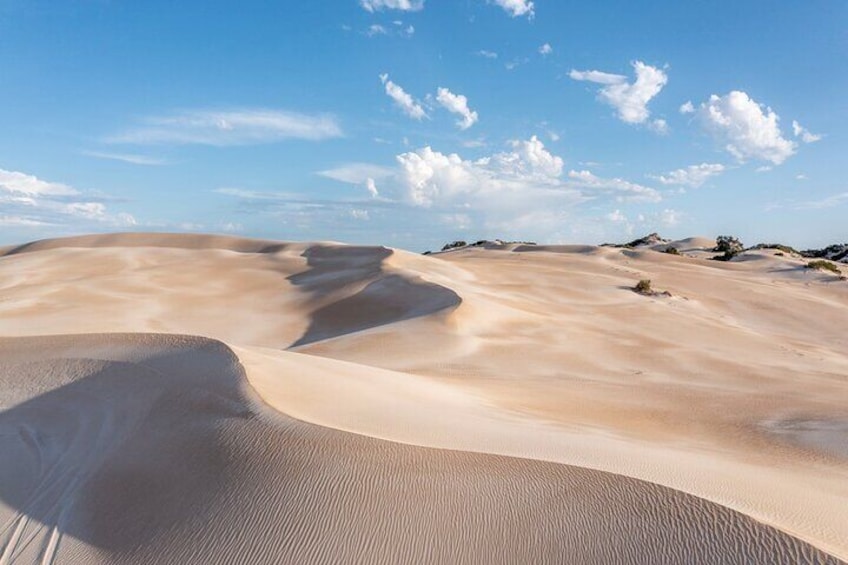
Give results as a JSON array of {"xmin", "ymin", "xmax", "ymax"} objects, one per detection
[{"xmin": 0, "ymin": 232, "xmax": 846, "ymax": 563}]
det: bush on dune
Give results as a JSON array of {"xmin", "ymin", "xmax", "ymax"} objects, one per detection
[{"xmin": 806, "ymin": 260, "xmax": 842, "ymax": 275}]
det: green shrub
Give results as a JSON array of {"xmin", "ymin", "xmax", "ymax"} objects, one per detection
[
  {"xmin": 664, "ymin": 246, "xmax": 680, "ymax": 255},
  {"xmin": 806, "ymin": 260, "xmax": 842, "ymax": 274}
]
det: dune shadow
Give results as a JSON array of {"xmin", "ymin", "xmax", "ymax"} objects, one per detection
[
  {"xmin": 0, "ymin": 334, "xmax": 843, "ymax": 564},
  {"xmin": 288, "ymin": 245, "xmax": 461, "ymax": 347}
]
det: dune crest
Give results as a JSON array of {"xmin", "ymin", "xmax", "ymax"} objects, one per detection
[{"xmin": 0, "ymin": 232, "xmax": 846, "ymax": 562}]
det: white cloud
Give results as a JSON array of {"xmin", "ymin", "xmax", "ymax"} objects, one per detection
[
  {"xmin": 435, "ymin": 87, "xmax": 479, "ymax": 130},
  {"xmin": 360, "ymin": 0, "xmax": 424, "ymax": 12},
  {"xmin": 0, "ymin": 168, "xmax": 136, "ymax": 230},
  {"xmin": 652, "ymin": 163, "xmax": 725, "ymax": 188},
  {"xmin": 317, "ymin": 163, "xmax": 395, "ymax": 184},
  {"xmin": 505, "ymin": 58, "xmax": 528, "ymax": 71},
  {"xmin": 567, "ymin": 170, "xmax": 661, "ymax": 202},
  {"xmin": 796, "ymin": 174, "xmax": 807, "ymax": 180},
  {"xmin": 679, "ymin": 101, "xmax": 695, "ymax": 114},
  {"xmin": 82, "ymin": 151, "xmax": 166, "ymax": 166},
  {"xmin": 539, "ymin": 43, "xmax": 552, "ymax": 56},
  {"xmin": 380, "ymin": 73, "xmax": 427, "ymax": 120},
  {"xmin": 791, "ymin": 120, "xmax": 822, "ymax": 144},
  {"xmin": 365, "ymin": 178, "xmax": 380, "ymax": 198},
  {"xmin": 395, "ymin": 136, "xmax": 568, "ymax": 207},
  {"xmin": 107, "ymin": 109, "xmax": 343, "ymax": 146},
  {"xmin": 476, "ymin": 50, "xmax": 498, "ymax": 59},
  {"xmin": 570, "ymin": 61, "xmax": 668, "ymax": 126},
  {"xmin": 0, "ymin": 168, "xmax": 78, "ymax": 196},
  {"xmin": 649, "ymin": 119, "xmax": 668, "ymax": 134},
  {"xmin": 0, "ymin": 215, "xmax": 51, "ymax": 227},
  {"xmin": 492, "ymin": 0, "xmax": 535, "ymax": 18},
  {"xmin": 568, "ymin": 70, "xmax": 626, "ymax": 85},
  {"xmin": 349, "ymin": 209, "xmax": 370, "ymax": 220},
  {"xmin": 367, "ymin": 24, "xmax": 387, "ymax": 36},
  {"xmin": 696, "ymin": 91, "xmax": 796, "ymax": 164}
]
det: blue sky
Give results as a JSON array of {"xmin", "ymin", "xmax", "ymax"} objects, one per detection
[{"xmin": 1, "ymin": 0, "xmax": 846, "ymax": 250}]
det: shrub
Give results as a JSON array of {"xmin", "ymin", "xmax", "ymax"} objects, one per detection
[
  {"xmin": 635, "ymin": 279, "xmax": 652, "ymax": 294},
  {"xmin": 755, "ymin": 243, "xmax": 798, "ymax": 255},
  {"xmin": 664, "ymin": 246, "xmax": 680, "ymax": 255},
  {"xmin": 712, "ymin": 235, "xmax": 745, "ymax": 261},
  {"xmin": 441, "ymin": 240, "xmax": 467, "ymax": 251},
  {"xmin": 806, "ymin": 260, "xmax": 842, "ymax": 274}
]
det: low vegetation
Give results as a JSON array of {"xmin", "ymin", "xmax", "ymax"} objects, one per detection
[
  {"xmin": 633, "ymin": 279, "xmax": 671, "ymax": 297},
  {"xmin": 806, "ymin": 260, "xmax": 842, "ymax": 275},
  {"xmin": 753, "ymin": 243, "xmax": 799, "ymax": 255},
  {"xmin": 664, "ymin": 246, "xmax": 680, "ymax": 255},
  {"xmin": 801, "ymin": 243, "xmax": 848, "ymax": 263},
  {"xmin": 712, "ymin": 235, "xmax": 744, "ymax": 261}
]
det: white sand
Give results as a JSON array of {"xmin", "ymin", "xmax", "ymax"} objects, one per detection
[{"xmin": 0, "ymin": 232, "xmax": 846, "ymax": 563}]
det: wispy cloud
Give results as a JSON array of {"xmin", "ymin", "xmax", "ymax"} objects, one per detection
[
  {"xmin": 788, "ymin": 192, "xmax": 848, "ymax": 210},
  {"xmin": 317, "ymin": 163, "xmax": 395, "ymax": 184},
  {"xmin": 476, "ymin": 50, "xmax": 498, "ymax": 59},
  {"xmin": 0, "ymin": 167, "xmax": 136, "ymax": 230},
  {"xmin": 792, "ymin": 120, "xmax": 822, "ymax": 144},
  {"xmin": 106, "ymin": 108, "xmax": 343, "ymax": 146},
  {"xmin": 82, "ymin": 151, "xmax": 166, "ymax": 166},
  {"xmin": 651, "ymin": 163, "xmax": 725, "ymax": 188}
]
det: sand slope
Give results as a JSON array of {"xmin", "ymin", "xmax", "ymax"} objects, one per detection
[
  {"xmin": 0, "ymin": 334, "xmax": 840, "ymax": 564},
  {"xmin": 0, "ymin": 233, "xmax": 846, "ymax": 563}
]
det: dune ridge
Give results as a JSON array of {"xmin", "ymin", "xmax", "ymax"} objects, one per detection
[
  {"xmin": 0, "ymin": 232, "xmax": 846, "ymax": 563},
  {"xmin": 0, "ymin": 334, "xmax": 841, "ymax": 564}
]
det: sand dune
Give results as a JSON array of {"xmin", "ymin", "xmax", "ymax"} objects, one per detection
[
  {"xmin": 0, "ymin": 232, "xmax": 846, "ymax": 563},
  {"xmin": 0, "ymin": 334, "xmax": 840, "ymax": 564}
]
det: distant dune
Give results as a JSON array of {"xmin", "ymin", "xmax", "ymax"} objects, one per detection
[{"xmin": 0, "ymin": 232, "xmax": 846, "ymax": 563}]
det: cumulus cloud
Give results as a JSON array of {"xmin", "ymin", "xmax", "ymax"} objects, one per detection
[
  {"xmin": 539, "ymin": 43, "xmax": 552, "ymax": 55},
  {"xmin": 696, "ymin": 91, "xmax": 796, "ymax": 164},
  {"xmin": 679, "ymin": 101, "xmax": 695, "ymax": 114},
  {"xmin": 569, "ymin": 61, "xmax": 668, "ymax": 126},
  {"xmin": 312, "ymin": 136, "xmax": 660, "ymax": 243},
  {"xmin": 107, "ymin": 109, "xmax": 343, "ymax": 146},
  {"xmin": 435, "ymin": 87, "xmax": 479, "ymax": 130},
  {"xmin": 360, "ymin": 0, "xmax": 424, "ymax": 12},
  {"xmin": 791, "ymin": 120, "xmax": 822, "ymax": 144},
  {"xmin": 492, "ymin": 0, "xmax": 535, "ymax": 18},
  {"xmin": 651, "ymin": 163, "xmax": 725, "ymax": 188},
  {"xmin": 380, "ymin": 74, "xmax": 427, "ymax": 120},
  {"xmin": 367, "ymin": 24, "xmax": 387, "ymax": 36}
]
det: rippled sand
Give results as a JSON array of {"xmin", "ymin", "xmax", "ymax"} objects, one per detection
[{"xmin": 0, "ymin": 233, "xmax": 846, "ymax": 563}]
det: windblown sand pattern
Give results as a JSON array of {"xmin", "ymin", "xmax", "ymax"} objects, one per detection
[
  {"xmin": 0, "ymin": 233, "xmax": 846, "ymax": 563},
  {"xmin": 0, "ymin": 335, "xmax": 841, "ymax": 564}
]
